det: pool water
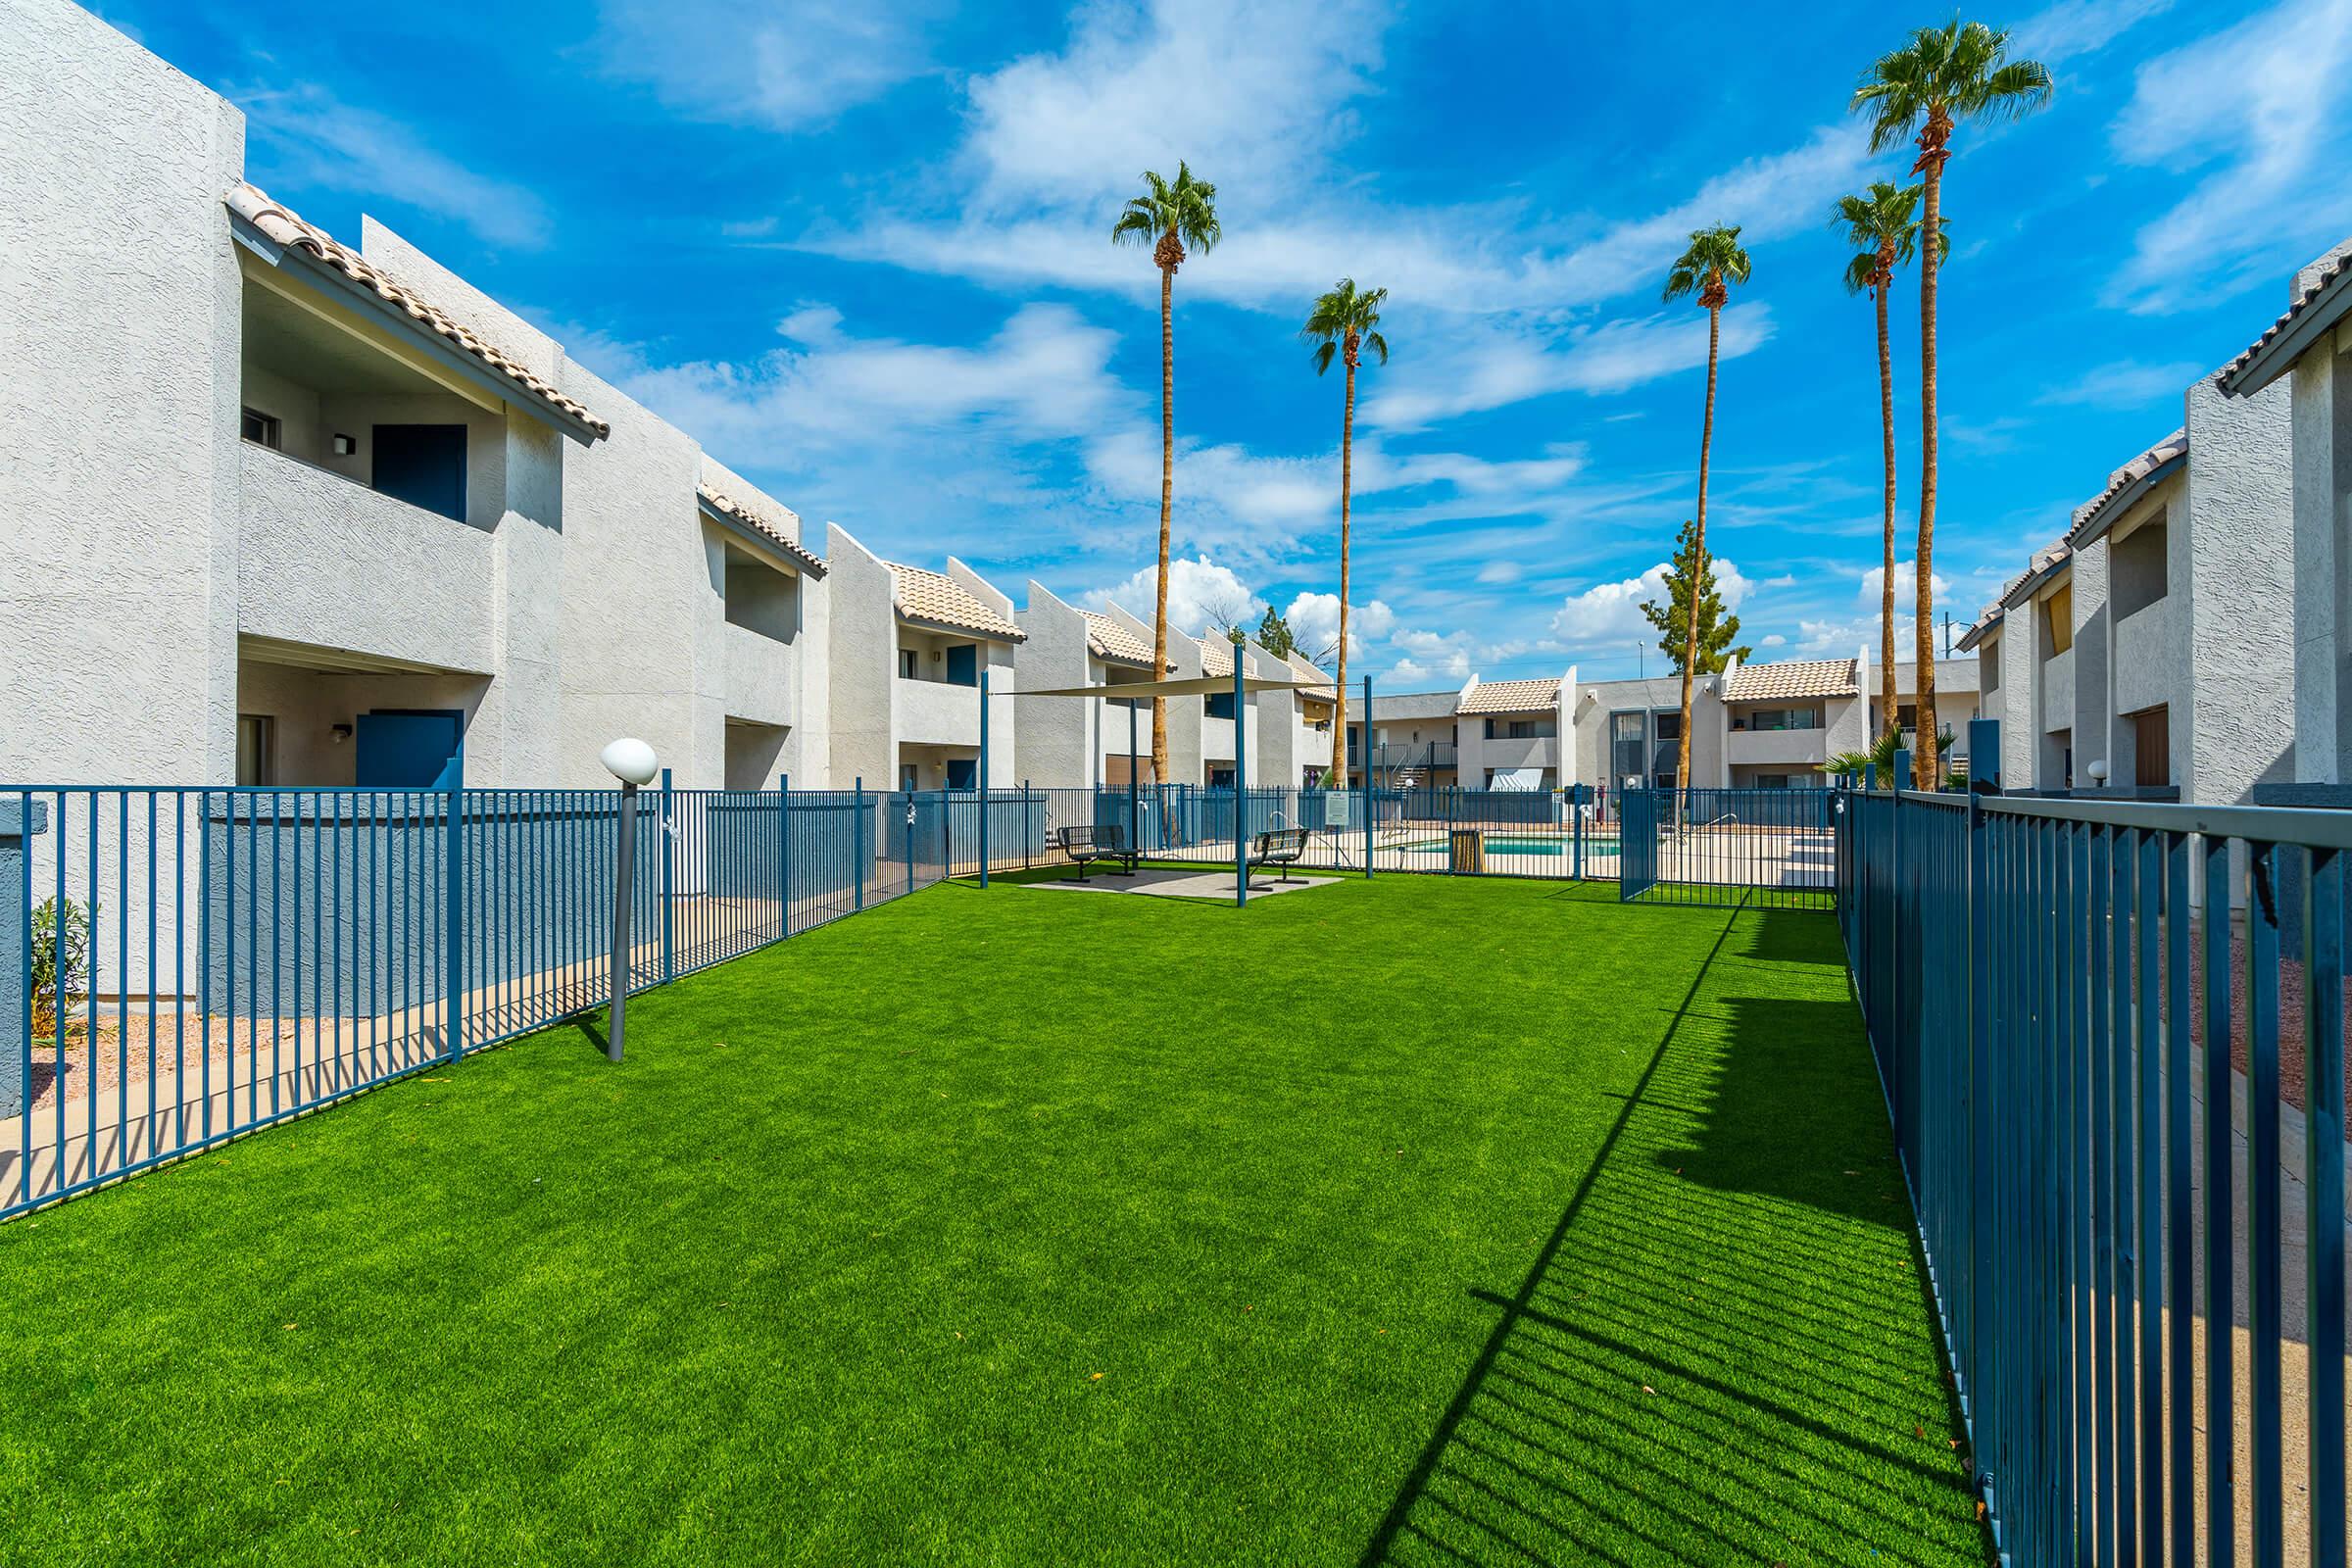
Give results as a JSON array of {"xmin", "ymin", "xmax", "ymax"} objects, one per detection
[{"xmin": 1396, "ymin": 834, "xmax": 1618, "ymax": 858}]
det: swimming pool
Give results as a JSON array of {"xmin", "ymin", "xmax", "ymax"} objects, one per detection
[{"xmin": 1395, "ymin": 834, "xmax": 1618, "ymax": 858}]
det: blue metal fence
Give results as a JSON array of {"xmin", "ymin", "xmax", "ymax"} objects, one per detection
[
  {"xmin": 0, "ymin": 782, "xmax": 977, "ymax": 1222},
  {"xmin": 1841, "ymin": 784, "xmax": 2351, "ymax": 1564}
]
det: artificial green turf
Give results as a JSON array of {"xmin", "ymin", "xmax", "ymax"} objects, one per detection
[{"xmin": 0, "ymin": 875, "xmax": 1987, "ymax": 1566}]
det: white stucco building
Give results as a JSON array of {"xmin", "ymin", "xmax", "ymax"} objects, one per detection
[
  {"xmin": 2219, "ymin": 233, "xmax": 2352, "ymax": 806},
  {"xmin": 1963, "ymin": 359, "xmax": 2292, "ymax": 804}
]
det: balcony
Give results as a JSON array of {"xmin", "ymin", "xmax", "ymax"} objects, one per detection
[
  {"xmin": 1726, "ymin": 727, "xmax": 1829, "ymax": 767},
  {"xmin": 237, "ymin": 440, "xmax": 494, "ymax": 674},
  {"xmin": 896, "ymin": 675, "xmax": 980, "ymax": 747},
  {"xmin": 1477, "ymin": 734, "xmax": 1557, "ymax": 770},
  {"xmin": 1201, "ymin": 714, "xmax": 1235, "ymax": 761},
  {"xmin": 2038, "ymin": 647, "xmax": 2075, "ymax": 733},
  {"xmin": 2111, "ymin": 598, "xmax": 2179, "ymax": 718},
  {"xmin": 725, "ymin": 622, "xmax": 797, "ymax": 729}
]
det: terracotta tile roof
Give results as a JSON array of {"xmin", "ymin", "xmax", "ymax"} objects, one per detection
[
  {"xmin": 225, "ymin": 183, "xmax": 608, "ymax": 438},
  {"xmin": 2223, "ymin": 245, "xmax": 2352, "ymax": 393},
  {"xmin": 2069, "ymin": 428, "xmax": 2186, "ymax": 541},
  {"xmin": 1284, "ymin": 651, "xmax": 1337, "ymax": 699},
  {"xmin": 887, "ymin": 564, "xmax": 1025, "ymax": 642},
  {"xmin": 698, "ymin": 486, "xmax": 825, "ymax": 576},
  {"xmin": 1195, "ymin": 633, "xmax": 1238, "ymax": 677},
  {"xmin": 1080, "ymin": 610, "xmax": 1163, "ymax": 668},
  {"xmin": 1722, "ymin": 658, "xmax": 1858, "ymax": 703},
  {"xmin": 1457, "ymin": 677, "xmax": 1561, "ymax": 715}
]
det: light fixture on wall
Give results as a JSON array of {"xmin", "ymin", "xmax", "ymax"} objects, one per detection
[
  {"xmin": 2086, "ymin": 760, "xmax": 2109, "ymax": 784},
  {"xmin": 329, "ymin": 723, "xmax": 353, "ymax": 744},
  {"xmin": 331, "ymin": 433, "xmax": 357, "ymax": 456},
  {"xmin": 931, "ymin": 649, "xmax": 942, "ymax": 663}
]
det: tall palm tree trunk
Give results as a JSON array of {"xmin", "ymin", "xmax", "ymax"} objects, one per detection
[
  {"xmin": 1913, "ymin": 160, "xmax": 1942, "ymax": 788},
  {"xmin": 1152, "ymin": 262, "xmax": 1174, "ymax": 785},
  {"xmin": 1875, "ymin": 270, "xmax": 1897, "ymax": 744},
  {"xmin": 1677, "ymin": 300, "xmax": 1721, "ymax": 795},
  {"xmin": 1330, "ymin": 356, "xmax": 1356, "ymax": 781}
]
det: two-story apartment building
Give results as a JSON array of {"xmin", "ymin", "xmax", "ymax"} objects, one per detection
[
  {"xmin": 2219, "ymin": 234, "xmax": 2352, "ymax": 806},
  {"xmin": 1457, "ymin": 678, "xmax": 1574, "ymax": 790},
  {"xmin": 1344, "ymin": 691, "xmax": 1463, "ymax": 789},
  {"xmin": 1964, "ymin": 358, "xmax": 2292, "ymax": 805},
  {"xmin": 3, "ymin": 0, "xmax": 839, "ymax": 793}
]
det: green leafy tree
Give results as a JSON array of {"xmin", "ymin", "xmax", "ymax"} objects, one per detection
[
  {"xmin": 1255, "ymin": 606, "xmax": 1296, "ymax": 660},
  {"xmin": 1111, "ymin": 163, "xmax": 1221, "ymax": 785},
  {"xmin": 1831, "ymin": 179, "xmax": 1942, "ymax": 743},
  {"xmin": 1640, "ymin": 520, "xmax": 1752, "ymax": 677},
  {"xmin": 1661, "ymin": 224, "xmax": 1752, "ymax": 790},
  {"xmin": 1854, "ymin": 22, "xmax": 2050, "ymax": 785},
  {"xmin": 1300, "ymin": 278, "xmax": 1390, "ymax": 781}
]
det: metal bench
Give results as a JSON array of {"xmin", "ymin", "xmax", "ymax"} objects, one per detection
[
  {"xmin": 1248, "ymin": 826, "xmax": 1312, "ymax": 884},
  {"xmin": 1056, "ymin": 823, "xmax": 1143, "ymax": 881}
]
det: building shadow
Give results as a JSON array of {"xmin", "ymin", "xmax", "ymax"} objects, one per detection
[
  {"xmin": 1738, "ymin": 908, "xmax": 1843, "ymax": 967},
  {"xmin": 1356, "ymin": 910, "xmax": 1986, "ymax": 1567}
]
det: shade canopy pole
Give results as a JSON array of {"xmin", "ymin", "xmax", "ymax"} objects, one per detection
[
  {"xmin": 1363, "ymin": 672, "xmax": 1375, "ymax": 879},
  {"xmin": 978, "ymin": 669, "xmax": 991, "ymax": 888},
  {"xmin": 1128, "ymin": 701, "xmax": 1140, "ymax": 854}
]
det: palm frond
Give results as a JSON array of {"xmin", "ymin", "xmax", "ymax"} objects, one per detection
[{"xmin": 1363, "ymin": 329, "xmax": 1389, "ymax": 365}]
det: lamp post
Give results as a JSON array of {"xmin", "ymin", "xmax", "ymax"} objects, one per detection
[{"xmin": 600, "ymin": 737, "xmax": 660, "ymax": 1062}]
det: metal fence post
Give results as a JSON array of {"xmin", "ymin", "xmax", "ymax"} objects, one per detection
[
  {"xmin": 1362, "ymin": 673, "xmax": 1375, "ymax": 879},
  {"xmin": 777, "ymin": 773, "xmax": 790, "ymax": 939},
  {"xmin": 1572, "ymin": 783, "xmax": 1585, "ymax": 880},
  {"xmin": 854, "ymin": 777, "xmax": 865, "ymax": 912},
  {"xmin": 443, "ymin": 779, "xmax": 463, "ymax": 1062},
  {"xmin": 659, "ymin": 766, "xmax": 674, "ymax": 986}
]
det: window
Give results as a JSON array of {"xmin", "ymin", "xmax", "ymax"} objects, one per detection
[
  {"xmin": 239, "ymin": 407, "xmax": 281, "ymax": 450},
  {"xmin": 235, "ymin": 714, "xmax": 275, "ymax": 786},
  {"xmin": 1753, "ymin": 774, "xmax": 1791, "ymax": 790},
  {"xmin": 1736, "ymin": 707, "xmax": 1821, "ymax": 732},
  {"xmin": 899, "ymin": 649, "xmax": 918, "ymax": 679},
  {"xmin": 1608, "ymin": 711, "xmax": 1646, "ymax": 786},
  {"xmin": 1485, "ymin": 716, "xmax": 1554, "ymax": 739},
  {"xmin": 1653, "ymin": 710, "xmax": 1682, "ymax": 741},
  {"xmin": 371, "ymin": 423, "xmax": 466, "ymax": 521}
]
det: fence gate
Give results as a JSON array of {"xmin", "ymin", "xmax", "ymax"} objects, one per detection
[
  {"xmin": 1617, "ymin": 787, "xmax": 1659, "ymax": 900},
  {"xmin": 1615, "ymin": 787, "xmax": 1836, "ymax": 908}
]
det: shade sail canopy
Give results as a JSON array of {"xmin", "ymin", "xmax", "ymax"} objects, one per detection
[{"xmin": 1009, "ymin": 675, "xmax": 1329, "ymax": 700}]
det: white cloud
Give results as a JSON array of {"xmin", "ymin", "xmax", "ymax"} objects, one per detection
[
  {"xmin": 2015, "ymin": 0, "xmax": 2176, "ymax": 62},
  {"xmin": 1476, "ymin": 562, "xmax": 1524, "ymax": 586},
  {"xmin": 2105, "ymin": 0, "xmax": 2352, "ymax": 314},
  {"xmin": 1286, "ymin": 591, "xmax": 1396, "ymax": 662},
  {"xmin": 238, "ymin": 82, "xmax": 551, "ymax": 249},
  {"xmin": 598, "ymin": 301, "xmax": 1124, "ymax": 458},
  {"xmin": 1548, "ymin": 558, "xmax": 1754, "ymax": 651},
  {"xmin": 1858, "ymin": 561, "xmax": 1953, "ymax": 603},
  {"xmin": 593, "ymin": 0, "xmax": 940, "ymax": 129},
  {"xmin": 1364, "ymin": 309, "xmax": 1775, "ymax": 428},
  {"xmin": 2035, "ymin": 358, "xmax": 2200, "ymax": 410},
  {"xmin": 1092, "ymin": 556, "xmax": 1265, "ymax": 634},
  {"xmin": 808, "ymin": 0, "xmax": 1871, "ymax": 318}
]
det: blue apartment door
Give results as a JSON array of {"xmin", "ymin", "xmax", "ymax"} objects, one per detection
[
  {"xmin": 945, "ymin": 644, "xmax": 978, "ymax": 687},
  {"xmin": 355, "ymin": 710, "xmax": 465, "ymax": 789},
  {"xmin": 945, "ymin": 758, "xmax": 977, "ymax": 790}
]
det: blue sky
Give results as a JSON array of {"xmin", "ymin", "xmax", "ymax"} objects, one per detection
[{"xmin": 106, "ymin": 0, "xmax": 2352, "ymax": 686}]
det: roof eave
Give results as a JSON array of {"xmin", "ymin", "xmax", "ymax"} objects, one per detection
[
  {"xmin": 697, "ymin": 496, "xmax": 827, "ymax": 577},
  {"xmin": 2225, "ymin": 275, "xmax": 2352, "ymax": 398},
  {"xmin": 233, "ymin": 212, "xmax": 605, "ymax": 448},
  {"xmin": 2068, "ymin": 452, "xmax": 2186, "ymax": 549},
  {"xmin": 898, "ymin": 610, "xmax": 1026, "ymax": 644}
]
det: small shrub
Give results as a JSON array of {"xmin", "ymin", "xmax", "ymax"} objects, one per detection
[{"xmin": 29, "ymin": 895, "xmax": 93, "ymax": 1036}]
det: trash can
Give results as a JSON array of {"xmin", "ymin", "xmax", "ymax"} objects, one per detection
[{"xmin": 1448, "ymin": 827, "xmax": 1485, "ymax": 875}]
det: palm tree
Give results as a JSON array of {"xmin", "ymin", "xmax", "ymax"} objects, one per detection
[
  {"xmin": 1831, "ymin": 180, "xmax": 1939, "ymax": 747},
  {"xmin": 1660, "ymin": 224, "xmax": 1752, "ymax": 795},
  {"xmin": 1112, "ymin": 164, "xmax": 1221, "ymax": 786},
  {"xmin": 1300, "ymin": 279, "xmax": 1390, "ymax": 782},
  {"xmin": 1854, "ymin": 22, "xmax": 2050, "ymax": 787}
]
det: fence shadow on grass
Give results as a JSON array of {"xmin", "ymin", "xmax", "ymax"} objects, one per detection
[{"xmin": 1357, "ymin": 910, "xmax": 1986, "ymax": 1567}]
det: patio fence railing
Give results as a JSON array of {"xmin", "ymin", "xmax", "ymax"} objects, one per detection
[
  {"xmin": 1839, "ymin": 782, "xmax": 2349, "ymax": 1566},
  {"xmin": 0, "ymin": 777, "xmax": 1031, "ymax": 1223}
]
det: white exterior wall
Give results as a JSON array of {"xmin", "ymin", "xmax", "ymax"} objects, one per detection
[
  {"xmin": 2288, "ymin": 327, "xmax": 2352, "ymax": 789},
  {"xmin": 0, "ymin": 0, "xmax": 245, "ymax": 785},
  {"xmin": 1105, "ymin": 603, "xmax": 1200, "ymax": 784},
  {"xmin": 2182, "ymin": 371, "xmax": 2296, "ymax": 805},
  {"xmin": 825, "ymin": 524, "xmax": 898, "ymax": 790}
]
